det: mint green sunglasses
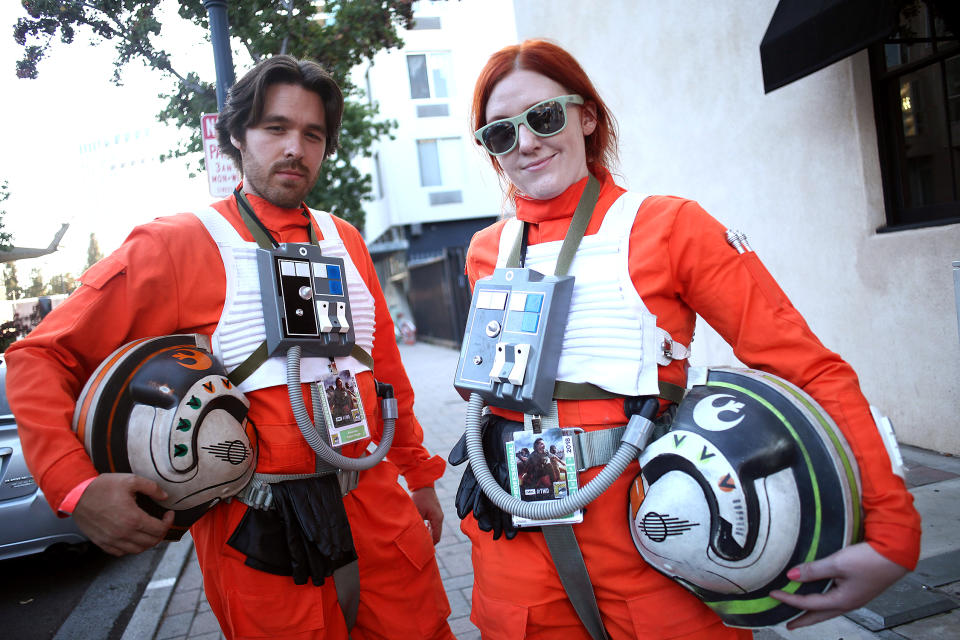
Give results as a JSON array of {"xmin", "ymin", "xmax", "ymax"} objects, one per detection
[{"xmin": 475, "ymin": 94, "xmax": 584, "ymax": 156}]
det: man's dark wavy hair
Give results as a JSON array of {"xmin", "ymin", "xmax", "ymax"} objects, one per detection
[{"xmin": 216, "ymin": 55, "xmax": 343, "ymax": 171}]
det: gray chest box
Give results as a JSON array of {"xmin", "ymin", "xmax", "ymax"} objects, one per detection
[
  {"xmin": 454, "ymin": 268, "xmax": 574, "ymax": 415},
  {"xmin": 257, "ymin": 243, "xmax": 355, "ymax": 358}
]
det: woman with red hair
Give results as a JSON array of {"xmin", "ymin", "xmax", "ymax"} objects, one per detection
[{"xmin": 453, "ymin": 39, "xmax": 920, "ymax": 639}]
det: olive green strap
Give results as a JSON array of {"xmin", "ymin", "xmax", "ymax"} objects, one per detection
[
  {"xmin": 350, "ymin": 344, "xmax": 375, "ymax": 370},
  {"xmin": 228, "ymin": 342, "xmax": 374, "ymax": 387},
  {"xmin": 227, "ymin": 342, "xmax": 271, "ymax": 386},
  {"xmin": 553, "ymin": 380, "xmax": 686, "ymax": 405},
  {"xmin": 506, "ymin": 173, "xmax": 600, "ymax": 275},
  {"xmin": 235, "ymin": 188, "xmax": 279, "ymax": 249},
  {"xmin": 542, "ymin": 526, "xmax": 611, "ymax": 640},
  {"xmin": 554, "ymin": 173, "xmax": 600, "ymax": 277}
]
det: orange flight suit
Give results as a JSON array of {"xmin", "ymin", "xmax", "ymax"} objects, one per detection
[
  {"xmin": 5, "ymin": 194, "xmax": 453, "ymax": 640},
  {"xmin": 461, "ymin": 167, "xmax": 921, "ymax": 640}
]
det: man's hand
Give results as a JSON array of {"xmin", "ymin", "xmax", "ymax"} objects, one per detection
[
  {"xmin": 411, "ymin": 486, "xmax": 443, "ymax": 545},
  {"xmin": 770, "ymin": 542, "xmax": 908, "ymax": 629},
  {"xmin": 72, "ymin": 474, "xmax": 175, "ymax": 556}
]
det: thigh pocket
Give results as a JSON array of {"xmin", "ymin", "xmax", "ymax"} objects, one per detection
[
  {"xmin": 471, "ymin": 587, "xmax": 529, "ymax": 640},
  {"xmin": 626, "ymin": 587, "xmax": 722, "ymax": 639},
  {"xmin": 224, "ymin": 578, "xmax": 327, "ymax": 638},
  {"xmin": 393, "ymin": 519, "xmax": 434, "ymax": 570},
  {"xmin": 369, "ymin": 520, "xmax": 450, "ymax": 638}
]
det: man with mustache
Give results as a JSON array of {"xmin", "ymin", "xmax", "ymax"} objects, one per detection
[{"xmin": 5, "ymin": 56, "xmax": 453, "ymax": 640}]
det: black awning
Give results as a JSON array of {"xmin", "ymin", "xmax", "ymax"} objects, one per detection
[{"xmin": 760, "ymin": 0, "xmax": 900, "ymax": 93}]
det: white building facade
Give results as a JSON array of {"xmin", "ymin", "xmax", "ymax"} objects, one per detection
[
  {"xmin": 359, "ymin": 0, "xmax": 518, "ymax": 247},
  {"xmin": 507, "ymin": 0, "xmax": 960, "ymax": 454}
]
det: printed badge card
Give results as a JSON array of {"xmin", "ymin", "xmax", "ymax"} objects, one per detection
[
  {"xmin": 318, "ymin": 369, "xmax": 370, "ymax": 447},
  {"xmin": 506, "ymin": 427, "xmax": 583, "ymax": 527}
]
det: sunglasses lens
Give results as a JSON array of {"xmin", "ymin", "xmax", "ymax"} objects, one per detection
[
  {"xmin": 481, "ymin": 121, "xmax": 517, "ymax": 155},
  {"xmin": 478, "ymin": 97, "xmax": 575, "ymax": 155},
  {"xmin": 526, "ymin": 101, "xmax": 566, "ymax": 136}
]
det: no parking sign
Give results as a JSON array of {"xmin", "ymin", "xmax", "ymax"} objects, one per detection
[{"xmin": 201, "ymin": 113, "xmax": 241, "ymax": 197}]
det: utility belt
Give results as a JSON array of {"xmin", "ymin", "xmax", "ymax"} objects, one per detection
[
  {"xmin": 450, "ymin": 381, "xmax": 680, "ymax": 534},
  {"xmin": 550, "ymin": 380, "xmax": 682, "ymax": 473},
  {"xmin": 234, "ymin": 468, "xmax": 360, "ymax": 511},
  {"xmin": 227, "ymin": 471, "xmax": 361, "ymax": 615}
]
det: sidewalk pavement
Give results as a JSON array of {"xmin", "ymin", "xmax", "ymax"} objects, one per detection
[{"xmin": 122, "ymin": 341, "xmax": 960, "ymax": 640}]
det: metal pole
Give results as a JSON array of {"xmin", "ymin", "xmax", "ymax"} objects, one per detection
[
  {"xmin": 953, "ymin": 260, "xmax": 960, "ymax": 346},
  {"xmin": 203, "ymin": 0, "xmax": 236, "ymax": 111}
]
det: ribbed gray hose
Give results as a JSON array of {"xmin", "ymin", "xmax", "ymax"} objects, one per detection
[
  {"xmin": 465, "ymin": 392, "xmax": 653, "ymax": 520},
  {"xmin": 286, "ymin": 346, "xmax": 394, "ymax": 470}
]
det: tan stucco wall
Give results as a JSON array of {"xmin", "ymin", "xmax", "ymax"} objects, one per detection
[{"xmin": 511, "ymin": 1, "xmax": 960, "ymax": 454}]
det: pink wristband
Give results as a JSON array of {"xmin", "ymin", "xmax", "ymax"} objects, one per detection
[{"xmin": 58, "ymin": 477, "xmax": 96, "ymax": 515}]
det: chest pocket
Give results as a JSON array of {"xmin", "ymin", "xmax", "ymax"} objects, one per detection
[{"xmin": 80, "ymin": 255, "xmax": 127, "ymax": 290}]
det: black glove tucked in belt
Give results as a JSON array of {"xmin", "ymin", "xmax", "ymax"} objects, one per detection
[
  {"xmin": 448, "ymin": 414, "xmax": 525, "ymax": 541},
  {"xmin": 227, "ymin": 475, "xmax": 358, "ymax": 586}
]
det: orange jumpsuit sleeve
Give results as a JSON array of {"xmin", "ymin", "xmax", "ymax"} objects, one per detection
[
  {"xmin": 332, "ymin": 218, "xmax": 445, "ymax": 491},
  {"xmin": 658, "ymin": 199, "xmax": 921, "ymax": 569},
  {"xmin": 4, "ymin": 215, "xmax": 224, "ymax": 514}
]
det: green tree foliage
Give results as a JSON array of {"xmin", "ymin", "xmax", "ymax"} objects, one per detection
[
  {"xmin": 47, "ymin": 273, "xmax": 77, "ymax": 295},
  {"xmin": 0, "ymin": 181, "xmax": 13, "ymax": 252},
  {"xmin": 3, "ymin": 263, "xmax": 23, "ymax": 300},
  {"xmin": 23, "ymin": 267, "xmax": 47, "ymax": 298},
  {"xmin": 85, "ymin": 232, "xmax": 103, "ymax": 270},
  {"xmin": 14, "ymin": 0, "xmax": 414, "ymax": 231}
]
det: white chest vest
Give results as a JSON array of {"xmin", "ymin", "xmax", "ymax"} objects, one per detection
[
  {"xmin": 495, "ymin": 191, "xmax": 685, "ymax": 398},
  {"xmin": 194, "ymin": 208, "xmax": 376, "ymax": 393}
]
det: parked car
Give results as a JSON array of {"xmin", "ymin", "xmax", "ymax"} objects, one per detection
[{"xmin": 0, "ymin": 362, "xmax": 88, "ymax": 560}]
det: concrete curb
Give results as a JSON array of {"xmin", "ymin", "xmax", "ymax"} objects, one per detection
[{"xmin": 120, "ymin": 534, "xmax": 195, "ymax": 640}]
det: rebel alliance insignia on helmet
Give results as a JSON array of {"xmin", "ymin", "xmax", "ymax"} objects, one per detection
[
  {"xmin": 628, "ymin": 367, "xmax": 862, "ymax": 628},
  {"xmin": 73, "ymin": 335, "xmax": 256, "ymax": 540}
]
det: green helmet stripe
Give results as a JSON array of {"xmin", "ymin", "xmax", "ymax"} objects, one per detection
[
  {"xmin": 709, "ymin": 380, "xmax": 822, "ymax": 565},
  {"xmin": 707, "ymin": 590, "xmax": 796, "ymax": 615},
  {"xmin": 700, "ymin": 381, "xmax": 815, "ymax": 616},
  {"xmin": 702, "ymin": 378, "xmax": 840, "ymax": 617},
  {"xmin": 756, "ymin": 374, "xmax": 863, "ymax": 539}
]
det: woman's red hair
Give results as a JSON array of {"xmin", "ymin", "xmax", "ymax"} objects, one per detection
[{"xmin": 471, "ymin": 39, "xmax": 619, "ymax": 186}]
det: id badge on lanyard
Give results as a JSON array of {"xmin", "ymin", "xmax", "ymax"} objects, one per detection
[
  {"xmin": 506, "ymin": 427, "xmax": 584, "ymax": 527},
  {"xmin": 316, "ymin": 366, "xmax": 370, "ymax": 447}
]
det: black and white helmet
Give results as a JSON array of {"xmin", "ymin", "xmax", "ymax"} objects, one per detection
[
  {"xmin": 628, "ymin": 367, "xmax": 862, "ymax": 628},
  {"xmin": 73, "ymin": 335, "xmax": 255, "ymax": 539}
]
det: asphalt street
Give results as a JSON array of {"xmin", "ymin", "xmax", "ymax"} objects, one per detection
[{"xmin": 0, "ymin": 540, "xmax": 166, "ymax": 640}]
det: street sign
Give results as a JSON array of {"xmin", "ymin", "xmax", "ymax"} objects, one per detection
[{"xmin": 201, "ymin": 113, "xmax": 241, "ymax": 197}]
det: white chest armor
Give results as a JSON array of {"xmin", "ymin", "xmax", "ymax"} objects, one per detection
[
  {"xmin": 194, "ymin": 208, "xmax": 376, "ymax": 393},
  {"xmin": 496, "ymin": 191, "xmax": 684, "ymax": 398}
]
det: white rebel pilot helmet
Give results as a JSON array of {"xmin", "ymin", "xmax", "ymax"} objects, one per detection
[
  {"xmin": 627, "ymin": 367, "xmax": 862, "ymax": 628},
  {"xmin": 73, "ymin": 334, "xmax": 256, "ymax": 539}
]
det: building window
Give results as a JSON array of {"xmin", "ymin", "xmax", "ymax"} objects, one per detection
[
  {"xmin": 416, "ymin": 138, "xmax": 464, "ymax": 205},
  {"xmin": 870, "ymin": 1, "xmax": 960, "ymax": 229},
  {"xmin": 406, "ymin": 52, "xmax": 453, "ymax": 117},
  {"xmin": 411, "ymin": 16, "xmax": 441, "ymax": 30}
]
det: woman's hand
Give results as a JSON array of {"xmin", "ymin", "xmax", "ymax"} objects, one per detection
[{"xmin": 769, "ymin": 542, "xmax": 908, "ymax": 629}]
